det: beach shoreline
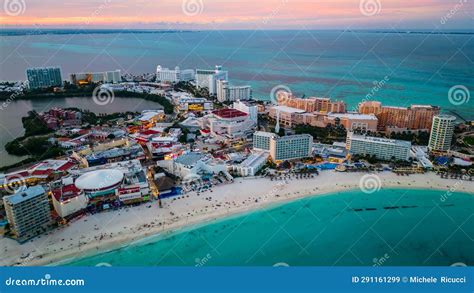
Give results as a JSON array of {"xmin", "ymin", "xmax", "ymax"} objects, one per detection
[{"xmin": 1, "ymin": 171, "xmax": 473, "ymax": 267}]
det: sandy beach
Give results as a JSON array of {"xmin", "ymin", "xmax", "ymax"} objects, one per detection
[{"xmin": 1, "ymin": 171, "xmax": 472, "ymax": 266}]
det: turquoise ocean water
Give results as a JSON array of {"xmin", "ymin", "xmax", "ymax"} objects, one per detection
[
  {"xmin": 1, "ymin": 31, "xmax": 473, "ymax": 119},
  {"xmin": 65, "ymin": 188, "xmax": 474, "ymax": 266}
]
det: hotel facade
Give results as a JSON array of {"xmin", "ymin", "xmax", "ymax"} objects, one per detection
[
  {"xmin": 69, "ymin": 70, "xmax": 121, "ymax": 85},
  {"xmin": 156, "ymin": 66, "xmax": 195, "ymax": 83},
  {"xmin": 3, "ymin": 186, "xmax": 52, "ymax": 241},
  {"xmin": 253, "ymin": 131, "xmax": 313, "ymax": 161},
  {"xmin": 195, "ymin": 66, "xmax": 228, "ymax": 95},
  {"xmin": 216, "ymin": 80, "xmax": 252, "ymax": 102},
  {"xmin": 346, "ymin": 132, "xmax": 412, "ymax": 161},
  {"xmin": 428, "ymin": 115, "xmax": 456, "ymax": 152},
  {"xmin": 358, "ymin": 102, "xmax": 439, "ymax": 132},
  {"xmin": 26, "ymin": 67, "xmax": 62, "ymax": 89}
]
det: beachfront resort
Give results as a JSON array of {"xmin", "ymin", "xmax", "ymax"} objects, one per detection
[{"xmin": 0, "ymin": 64, "xmax": 473, "ymax": 266}]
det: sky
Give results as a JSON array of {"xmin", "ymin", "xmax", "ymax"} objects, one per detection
[{"xmin": 0, "ymin": 0, "xmax": 472, "ymax": 30}]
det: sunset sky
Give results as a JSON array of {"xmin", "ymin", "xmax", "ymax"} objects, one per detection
[{"xmin": 1, "ymin": 0, "xmax": 472, "ymax": 29}]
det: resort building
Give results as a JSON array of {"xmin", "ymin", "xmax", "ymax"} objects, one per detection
[
  {"xmin": 253, "ymin": 131, "xmax": 278, "ymax": 151},
  {"xmin": 216, "ymin": 80, "xmax": 252, "ymax": 102},
  {"xmin": 156, "ymin": 66, "xmax": 195, "ymax": 83},
  {"xmin": 269, "ymin": 134, "xmax": 313, "ymax": 161},
  {"xmin": 170, "ymin": 92, "xmax": 214, "ymax": 112},
  {"xmin": 232, "ymin": 152, "xmax": 270, "ymax": 177},
  {"xmin": 428, "ymin": 115, "xmax": 456, "ymax": 152},
  {"xmin": 358, "ymin": 101, "xmax": 382, "ymax": 115},
  {"xmin": 38, "ymin": 107, "xmax": 83, "ymax": 130},
  {"xmin": 159, "ymin": 152, "xmax": 231, "ymax": 182},
  {"xmin": 233, "ymin": 100, "xmax": 259, "ymax": 123},
  {"xmin": 3, "ymin": 186, "xmax": 53, "ymax": 241},
  {"xmin": 277, "ymin": 96, "xmax": 346, "ymax": 113},
  {"xmin": 69, "ymin": 70, "xmax": 121, "ymax": 85},
  {"xmin": 199, "ymin": 108, "xmax": 256, "ymax": 141},
  {"xmin": 325, "ymin": 113, "xmax": 378, "ymax": 131},
  {"xmin": 26, "ymin": 67, "xmax": 62, "ymax": 89},
  {"xmin": 51, "ymin": 177, "xmax": 88, "ymax": 219},
  {"xmin": 254, "ymin": 131, "xmax": 313, "ymax": 161},
  {"xmin": 195, "ymin": 66, "xmax": 228, "ymax": 95},
  {"xmin": 346, "ymin": 132, "xmax": 412, "ymax": 161},
  {"xmin": 358, "ymin": 102, "xmax": 440, "ymax": 132},
  {"xmin": 268, "ymin": 105, "xmax": 307, "ymax": 127}
]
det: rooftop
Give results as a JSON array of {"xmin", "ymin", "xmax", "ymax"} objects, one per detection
[
  {"xmin": 329, "ymin": 112, "xmax": 378, "ymax": 120},
  {"xmin": 212, "ymin": 108, "xmax": 248, "ymax": 119},
  {"xmin": 175, "ymin": 152, "xmax": 205, "ymax": 166},
  {"xmin": 3, "ymin": 186, "xmax": 46, "ymax": 205},
  {"xmin": 75, "ymin": 169, "xmax": 124, "ymax": 191},
  {"xmin": 349, "ymin": 133, "xmax": 412, "ymax": 148},
  {"xmin": 271, "ymin": 105, "xmax": 306, "ymax": 114}
]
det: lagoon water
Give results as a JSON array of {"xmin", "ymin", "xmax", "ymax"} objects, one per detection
[{"xmin": 66, "ymin": 188, "xmax": 474, "ymax": 266}]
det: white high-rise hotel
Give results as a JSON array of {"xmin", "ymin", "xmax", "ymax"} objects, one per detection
[
  {"xmin": 253, "ymin": 131, "xmax": 313, "ymax": 161},
  {"xmin": 195, "ymin": 66, "xmax": 228, "ymax": 95},
  {"xmin": 156, "ymin": 66, "xmax": 195, "ymax": 83},
  {"xmin": 346, "ymin": 132, "xmax": 411, "ymax": 161},
  {"xmin": 428, "ymin": 114, "xmax": 456, "ymax": 152},
  {"xmin": 216, "ymin": 80, "xmax": 252, "ymax": 102}
]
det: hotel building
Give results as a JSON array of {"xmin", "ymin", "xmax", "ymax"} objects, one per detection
[
  {"xmin": 216, "ymin": 80, "xmax": 252, "ymax": 102},
  {"xmin": 69, "ymin": 70, "xmax": 121, "ymax": 85},
  {"xmin": 346, "ymin": 132, "xmax": 412, "ymax": 161},
  {"xmin": 326, "ymin": 113, "xmax": 378, "ymax": 131},
  {"xmin": 199, "ymin": 108, "xmax": 256, "ymax": 141},
  {"xmin": 233, "ymin": 100, "xmax": 259, "ymax": 123},
  {"xmin": 253, "ymin": 131, "xmax": 278, "ymax": 151},
  {"xmin": 195, "ymin": 66, "xmax": 228, "ymax": 95},
  {"xmin": 156, "ymin": 66, "xmax": 195, "ymax": 83},
  {"xmin": 233, "ymin": 152, "xmax": 270, "ymax": 177},
  {"xmin": 26, "ymin": 67, "xmax": 62, "ymax": 89},
  {"xmin": 277, "ymin": 96, "xmax": 346, "ymax": 113},
  {"xmin": 268, "ymin": 105, "xmax": 306, "ymax": 127},
  {"xmin": 253, "ymin": 131, "xmax": 313, "ymax": 161},
  {"xmin": 3, "ymin": 186, "xmax": 53, "ymax": 241},
  {"xmin": 428, "ymin": 115, "xmax": 456, "ymax": 152},
  {"xmin": 51, "ymin": 177, "xmax": 88, "ymax": 219},
  {"xmin": 358, "ymin": 102, "xmax": 439, "ymax": 132}
]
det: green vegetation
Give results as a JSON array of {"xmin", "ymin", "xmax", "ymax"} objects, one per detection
[
  {"xmin": 463, "ymin": 136, "xmax": 474, "ymax": 146},
  {"xmin": 21, "ymin": 111, "xmax": 53, "ymax": 137},
  {"xmin": 5, "ymin": 136, "xmax": 63, "ymax": 158},
  {"xmin": 175, "ymin": 81, "xmax": 213, "ymax": 100},
  {"xmin": 4, "ymin": 111, "xmax": 63, "ymax": 163},
  {"xmin": 294, "ymin": 124, "xmax": 347, "ymax": 144},
  {"xmin": 389, "ymin": 131, "xmax": 430, "ymax": 145}
]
